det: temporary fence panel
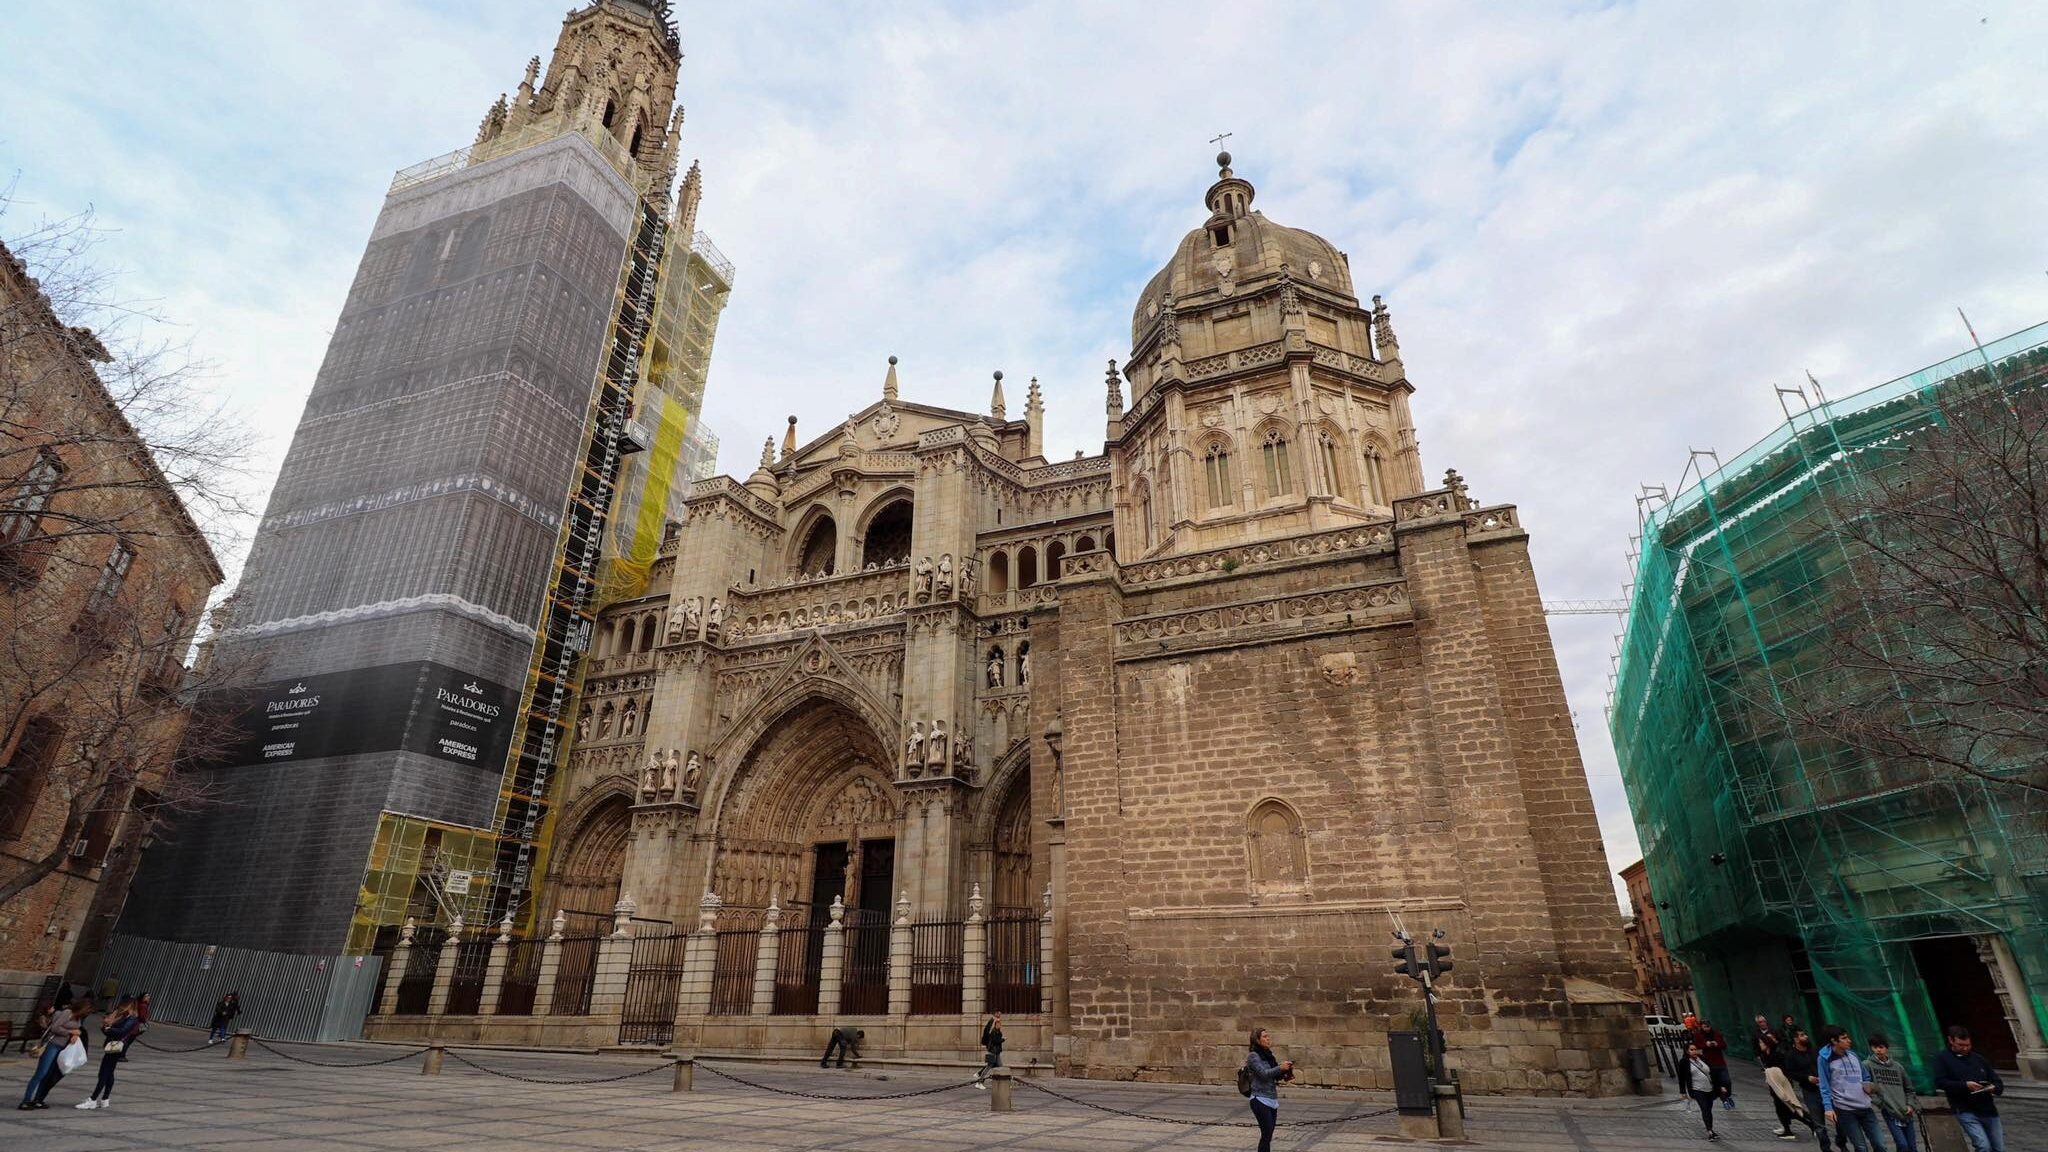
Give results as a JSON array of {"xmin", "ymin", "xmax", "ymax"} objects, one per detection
[
  {"xmin": 773, "ymin": 917, "xmax": 822, "ymax": 1016},
  {"xmin": 497, "ymin": 938, "xmax": 542, "ymax": 1016},
  {"xmin": 444, "ymin": 936, "xmax": 493, "ymax": 1015},
  {"xmin": 986, "ymin": 914, "xmax": 1041, "ymax": 1015},
  {"xmin": 619, "ymin": 933, "xmax": 688, "ymax": 1045},
  {"xmin": 552, "ymin": 936, "xmax": 602, "ymax": 1016},
  {"xmin": 909, "ymin": 918, "xmax": 963, "ymax": 1016},
  {"xmin": 94, "ymin": 933, "xmax": 383, "ymax": 1043},
  {"xmin": 842, "ymin": 909, "xmax": 889, "ymax": 1016},
  {"xmin": 393, "ymin": 928, "xmax": 446, "ymax": 1015}
]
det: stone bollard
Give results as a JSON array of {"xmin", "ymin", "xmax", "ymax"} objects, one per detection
[
  {"xmin": 672, "ymin": 1056, "xmax": 694, "ymax": 1092},
  {"xmin": 1432, "ymin": 1081, "xmax": 1466, "ymax": 1140},
  {"xmin": 422, "ymin": 1044, "xmax": 445, "ymax": 1075},
  {"xmin": 989, "ymin": 1066, "xmax": 1014, "ymax": 1113},
  {"xmin": 227, "ymin": 1030, "xmax": 250, "ymax": 1060}
]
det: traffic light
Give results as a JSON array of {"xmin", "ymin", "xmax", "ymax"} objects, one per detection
[
  {"xmin": 1426, "ymin": 942, "xmax": 1453, "ymax": 980},
  {"xmin": 1393, "ymin": 941, "xmax": 1419, "ymax": 979}
]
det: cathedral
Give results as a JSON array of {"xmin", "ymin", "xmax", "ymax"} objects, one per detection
[{"xmin": 528, "ymin": 150, "xmax": 1648, "ymax": 1093}]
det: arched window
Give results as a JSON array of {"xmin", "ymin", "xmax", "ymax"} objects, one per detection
[
  {"xmin": 1105, "ymin": 529, "xmax": 1117, "ymax": 557},
  {"xmin": 989, "ymin": 550, "xmax": 1010, "ymax": 594},
  {"xmin": 862, "ymin": 499, "xmax": 914, "ymax": 567},
  {"xmin": 1318, "ymin": 429, "xmax": 1345, "ymax": 501},
  {"xmin": 628, "ymin": 119, "xmax": 645, "ymax": 155},
  {"xmin": 1018, "ymin": 546, "xmax": 1039, "ymax": 589},
  {"xmin": 1203, "ymin": 440, "xmax": 1234, "ymax": 508},
  {"xmin": 1077, "ymin": 535, "xmax": 1096, "ymax": 553},
  {"xmin": 797, "ymin": 513, "xmax": 837, "ymax": 576},
  {"xmin": 639, "ymin": 615, "xmax": 656, "ymax": 652},
  {"xmin": 1046, "ymin": 541, "xmax": 1066, "ymax": 581},
  {"xmin": 1260, "ymin": 429, "xmax": 1294, "ymax": 500},
  {"xmin": 618, "ymin": 617, "xmax": 637, "ymax": 655},
  {"xmin": 1247, "ymin": 798, "xmax": 1309, "ymax": 897},
  {"xmin": 601, "ymin": 97, "xmax": 617, "ymax": 129},
  {"xmin": 1363, "ymin": 445, "xmax": 1389, "ymax": 506}
]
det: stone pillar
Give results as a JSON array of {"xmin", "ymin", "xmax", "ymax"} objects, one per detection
[
  {"xmin": 962, "ymin": 884, "xmax": 987, "ymax": 1020},
  {"xmin": 818, "ymin": 896, "xmax": 846, "ymax": 1018},
  {"xmin": 888, "ymin": 890, "xmax": 913, "ymax": 1018},
  {"xmin": 379, "ymin": 918, "xmax": 416, "ymax": 1017},
  {"xmin": 427, "ymin": 917, "xmax": 464, "ymax": 1016},
  {"xmin": 1986, "ymin": 935, "xmax": 2048, "ymax": 1079},
  {"xmin": 751, "ymin": 898, "xmax": 783, "ymax": 1016},
  {"xmin": 590, "ymin": 894, "xmax": 638, "ymax": 1019},
  {"xmin": 1039, "ymin": 885, "xmax": 1055, "ymax": 1017},
  {"xmin": 678, "ymin": 892, "xmax": 721, "ymax": 1018},
  {"xmin": 533, "ymin": 910, "xmax": 567, "ymax": 1016},
  {"xmin": 479, "ymin": 916, "xmax": 514, "ymax": 1017},
  {"xmin": 1046, "ymin": 815, "xmax": 1067, "ymax": 1030},
  {"xmin": 989, "ymin": 1066, "xmax": 1014, "ymax": 1112}
]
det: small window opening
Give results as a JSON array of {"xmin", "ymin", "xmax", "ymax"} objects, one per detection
[{"xmin": 1210, "ymin": 224, "xmax": 1232, "ymax": 247}]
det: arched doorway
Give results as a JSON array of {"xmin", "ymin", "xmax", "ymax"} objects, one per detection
[
  {"xmin": 549, "ymin": 793, "xmax": 630, "ymax": 919},
  {"xmin": 861, "ymin": 498, "xmax": 914, "ymax": 567},
  {"xmin": 990, "ymin": 769, "xmax": 1033, "ymax": 914},
  {"xmin": 796, "ymin": 513, "xmax": 837, "ymax": 576}
]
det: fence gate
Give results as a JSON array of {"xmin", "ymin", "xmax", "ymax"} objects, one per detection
[
  {"xmin": 619, "ymin": 934, "xmax": 689, "ymax": 1045},
  {"xmin": 842, "ymin": 909, "xmax": 889, "ymax": 1016},
  {"xmin": 986, "ymin": 913, "xmax": 1041, "ymax": 1014},
  {"xmin": 497, "ymin": 938, "xmax": 542, "ymax": 1016},
  {"xmin": 552, "ymin": 936, "xmax": 602, "ymax": 1016},
  {"xmin": 773, "ymin": 914, "xmax": 822, "ymax": 1015},
  {"xmin": 445, "ymin": 936, "xmax": 493, "ymax": 1015},
  {"xmin": 709, "ymin": 909, "xmax": 766, "ymax": 1016},
  {"xmin": 394, "ymin": 928, "xmax": 447, "ymax": 1015},
  {"xmin": 910, "ymin": 917, "xmax": 963, "ymax": 1015}
]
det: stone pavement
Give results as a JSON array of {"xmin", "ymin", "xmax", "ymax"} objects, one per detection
[{"xmin": 3, "ymin": 1026, "xmax": 2042, "ymax": 1151}]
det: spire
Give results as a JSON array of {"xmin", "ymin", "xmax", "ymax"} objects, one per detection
[
  {"xmin": 990, "ymin": 370, "xmax": 1007, "ymax": 420},
  {"xmin": 883, "ymin": 355, "xmax": 899, "ymax": 402},
  {"xmin": 1105, "ymin": 359, "xmax": 1125, "ymax": 441},
  {"xmin": 1278, "ymin": 262, "xmax": 1302, "ymax": 315},
  {"xmin": 759, "ymin": 437, "xmax": 775, "ymax": 468},
  {"xmin": 674, "ymin": 158, "xmax": 702, "ymax": 234},
  {"xmin": 1025, "ymin": 377, "xmax": 1045, "ymax": 458},
  {"xmin": 1372, "ymin": 294, "xmax": 1402, "ymax": 363},
  {"xmin": 1204, "ymin": 149, "xmax": 1256, "ymax": 219},
  {"xmin": 781, "ymin": 415, "xmax": 798, "ymax": 461},
  {"xmin": 476, "ymin": 94, "xmax": 510, "ymax": 145}
]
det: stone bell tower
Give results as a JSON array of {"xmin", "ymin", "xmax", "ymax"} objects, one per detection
[{"xmin": 1110, "ymin": 151, "xmax": 1425, "ymax": 561}]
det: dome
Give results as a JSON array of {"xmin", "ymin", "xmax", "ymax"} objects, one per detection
[{"xmin": 1130, "ymin": 159, "xmax": 1354, "ymax": 347}]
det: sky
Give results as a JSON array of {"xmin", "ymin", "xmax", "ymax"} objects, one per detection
[{"xmin": 4, "ymin": 0, "xmax": 2046, "ymax": 908}]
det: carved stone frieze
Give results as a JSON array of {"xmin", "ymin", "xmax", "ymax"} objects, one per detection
[
  {"xmin": 1120, "ymin": 521, "xmax": 1396, "ymax": 587},
  {"xmin": 1114, "ymin": 579, "xmax": 1410, "ymax": 650}
]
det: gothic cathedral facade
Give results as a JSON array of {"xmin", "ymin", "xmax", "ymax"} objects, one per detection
[{"xmin": 541, "ymin": 155, "xmax": 1644, "ymax": 1093}]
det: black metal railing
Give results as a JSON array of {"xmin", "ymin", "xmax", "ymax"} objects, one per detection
[
  {"xmin": 619, "ymin": 933, "xmax": 689, "ymax": 1045},
  {"xmin": 842, "ymin": 909, "xmax": 889, "ymax": 1016},
  {"xmin": 497, "ymin": 938, "xmax": 542, "ymax": 1016},
  {"xmin": 551, "ymin": 935, "xmax": 602, "ymax": 1016},
  {"xmin": 987, "ymin": 913, "xmax": 1041, "ymax": 1015},
  {"xmin": 910, "ymin": 917, "xmax": 963, "ymax": 1016},
  {"xmin": 444, "ymin": 936, "xmax": 493, "ymax": 1015},
  {"xmin": 393, "ymin": 928, "xmax": 447, "ymax": 1015},
  {"xmin": 709, "ymin": 910, "xmax": 766, "ymax": 1016},
  {"xmin": 773, "ymin": 911, "xmax": 823, "ymax": 1016}
]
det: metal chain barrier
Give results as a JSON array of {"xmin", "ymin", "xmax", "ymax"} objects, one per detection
[
  {"xmin": 444, "ymin": 1050, "xmax": 678, "ymax": 1086},
  {"xmin": 696, "ymin": 1059, "xmax": 979, "ymax": 1101},
  {"xmin": 249, "ymin": 1036, "xmax": 431, "ymax": 1068},
  {"xmin": 135, "ymin": 1031, "xmax": 217, "ymax": 1054},
  {"xmin": 1016, "ymin": 1077, "xmax": 1398, "ymax": 1128}
]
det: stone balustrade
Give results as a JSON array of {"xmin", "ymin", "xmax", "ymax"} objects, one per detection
[{"xmin": 725, "ymin": 563, "xmax": 913, "ymax": 642}]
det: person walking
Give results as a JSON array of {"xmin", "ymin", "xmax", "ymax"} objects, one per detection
[
  {"xmin": 1754, "ymin": 1014, "xmax": 1798, "ymax": 1140},
  {"xmin": 207, "ymin": 992, "xmax": 240, "ymax": 1045},
  {"xmin": 1865, "ymin": 1034, "xmax": 1916, "ymax": 1152},
  {"xmin": 819, "ymin": 1024, "xmax": 863, "ymax": 1069},
  {"xmin": 18, "ymin": 995, "xmax": 90, "ymax": 1110},
  {"xmin": 1818, "ymin": 1025, "xmax": 1884, "ymax": 1152},
  {"xmin": 1241, "ymin": 1027, "xmax": 1294, "ymax": 1152},
  {"xmin": 974, "ymin": 1012, "xmax": 1004, "ymax": 1089},
  {"xmin": 1783, "ymin": 1028, "xmax": 1836, "ymax": 1151},
  {"xmin": 77, "ymin": 997, "xmax": 143, "ymax": 1110},
  {"xmin": 1680, "ymin": 1040, "xmax": 1725, "ymax": 1141},
  {"xmin": 1687, "ymin": 1016, "xmax": 1735, "ymax": 1109},
  {"xmin": 1932, "ymin": 1026, "xmax": 2004, "ymax": 1152}
]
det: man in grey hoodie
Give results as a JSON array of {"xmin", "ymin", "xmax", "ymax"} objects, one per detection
[{"xmin": 1865, "ymin": 1034, "xmax": 1916, "ymax": 1152}]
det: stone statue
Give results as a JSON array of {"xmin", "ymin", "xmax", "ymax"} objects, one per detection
[
  {"xmin": 905, "ymin": 720, "xmax": 925, "ymax": 768},
  {"xmin": 682, "ymin": 596, "xmax": 703, "ymax": 638},
  {"xmin": 666, "ymin": 604, "xmax": 687, "ymax": 642},
  {"xmin": 954, "ymin": 734, "xmax": 973, "ymax": 776},
  {"xmin": 640, "ymin": 752, "xmax": 660, "ymax": 800},
  {"xmin": 987, "ymin": 653, "xmax": 1004, "ymax": 688},
  {"xmin": 936, "ymin": 554, "xmax": 954, "ymax": 599},
  {"xmin": 1017, "ymin": 648, "xmax": 1030, "ymax": 686},
  {"xmin": 659, "ymin": 748, "xmax": 678, "ymax": 796},
  {"xmin": 682, "ymin": 750, "xmax": 702, "ymax": 794},
  {"xmin": 913, "ymin": 556, "xmax": 934, "ymax": 601},
  {"xmin": 959, "ymin": 559, "xmax": 976, "ymax": 600},
  {"xmin": 706, "ymin": 598, "xmax": 723, "ymax": 638},
  {"xmin": 927, "ymin": 718, "xmax": 949, "ymax": 770},
  {"xmin": 598, "ymin": 703, "xmax": 613, "ymax": 737},
  {"xmin": 576, "ymin": 706, "xmax": 591, "ymax": 741}
]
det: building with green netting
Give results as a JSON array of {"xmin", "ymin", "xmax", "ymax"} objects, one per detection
[{"xmin": 1611, "ymin": 320, "xmax": 2048, "ymax": 1086}]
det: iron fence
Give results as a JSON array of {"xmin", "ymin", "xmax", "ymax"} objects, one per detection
[
  {"xmin": 773, "ymin": 912, "xmax": 822, "ymax": 1016},
  {"xmin": 619, "ymin": 933, "xmax": 689, "ymax": 1045},
  {"xmin": 709, "ymin": 908, "xmax": 767, "ymax": 1016},
  {"xmin": 551, "ymin": 935, "xmax": 602, "ymax": 1016},
  {"xmin": 497, "ymin": 938, "xmax": 542, "ymax": 1016},
  {"xmin": 910, "ymin": 917, "xmax": 963, "ymax": 1016},
  {"xmin": 444, "ymin": 936, "xmax": 493, "ymax": 1015},
  {"xmin": 842, "ymin": 909, "xmax": 889, "ymax": 1016},
  {"xmin": 987, "ymin": 913, "xmax": 1041, "ymax": 1015},
  {"xmin": 393, "ymin": 928, "xmax": 447, "ymax": 1015}
]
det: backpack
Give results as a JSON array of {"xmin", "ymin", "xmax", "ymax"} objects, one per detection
[{"xmin": 1236, "ymin": 1059, "xmax": 1256, "ymax": 1097}]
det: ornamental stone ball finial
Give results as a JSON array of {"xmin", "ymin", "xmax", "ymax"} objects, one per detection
[{"xmin": 1217, "ymin": 149, "xmax": 1233, "ymax": 176}]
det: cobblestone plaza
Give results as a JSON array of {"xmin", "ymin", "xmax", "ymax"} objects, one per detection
[{"xmin": 5, "ymin": 1026, "xmax": 2043, "ymax": 1151}]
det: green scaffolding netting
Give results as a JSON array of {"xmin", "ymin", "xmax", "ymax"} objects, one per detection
[{"xmin": 1611, "ymin": 322, "xmax": 2048, "ymax": 1087}]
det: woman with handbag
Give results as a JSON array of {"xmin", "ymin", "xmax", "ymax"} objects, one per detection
[
  {"xmin": 77, "ymin": 997, "xmax": 143, "ymax": 1110},
  {"xmin": 17, "ymin": 995, "xmax": 91, "ymax": 1109}
]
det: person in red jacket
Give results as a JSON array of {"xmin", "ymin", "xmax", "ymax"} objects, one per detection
[{"xmin": 1686, "ymin": 1016, "xmax": 1735, "ymax": 1109}]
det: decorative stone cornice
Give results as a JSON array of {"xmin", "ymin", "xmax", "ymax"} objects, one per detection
[
  {"xmin": 1119, "ymin": 520, "xmax": 1396, "ymax": 588},
  {"xmin": 1114, "ymin": 578, "xmax": 1411, "ymax": 659}
]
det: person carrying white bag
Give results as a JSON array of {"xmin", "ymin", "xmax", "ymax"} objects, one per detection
[{"xmin": 17, "ymin": 995, "xmax": 92, "ymax": 1110}]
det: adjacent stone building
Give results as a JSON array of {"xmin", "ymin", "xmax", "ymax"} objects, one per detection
[
  {"xmin": 0, "ymin": 239, "xmax": 223, "ymax": 1024},
  {"xmin": 507, "ymin": 154, "xmax": 1645, "ymax": 1093}
]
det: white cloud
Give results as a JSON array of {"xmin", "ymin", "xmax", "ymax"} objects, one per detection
[{"xmin": 5, "ymin": 0, "xmax": 2045, "ymax": 907}]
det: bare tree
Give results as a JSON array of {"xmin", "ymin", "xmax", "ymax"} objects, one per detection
[
  {"xmin": 0, "ymin": 192, "xmax": 256, "ymax": 907},
  {"xmin": 1777, "ymin": 345, "xmax": 2048, "ymax": 798}
]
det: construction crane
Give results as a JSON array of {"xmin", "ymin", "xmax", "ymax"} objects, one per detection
[{"xmin": 1542, "ymin": 599, "xmax": 1630, "ymax": 616}]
